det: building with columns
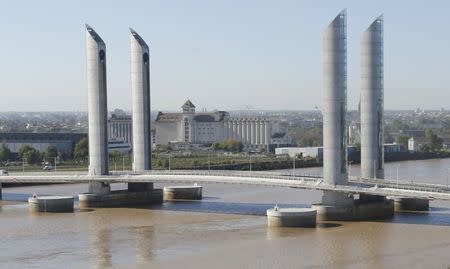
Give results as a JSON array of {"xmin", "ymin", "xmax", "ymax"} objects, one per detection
[
  {"xmin": 108, "ymin": 113, "xmax": 132, "ymax": 145},
  {"xmin": 155, "ymin": 100, "xmax": 291, "ymax": 150}
]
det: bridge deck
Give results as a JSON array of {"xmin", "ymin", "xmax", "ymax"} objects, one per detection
[{"xmin": 1, "ymin": 170, "xmax": 450, "ymax": 201}]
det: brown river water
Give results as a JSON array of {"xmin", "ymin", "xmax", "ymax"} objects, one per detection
[{"xmin": 1, "ymin": 159, "xmax": 450, "ymax": 269}]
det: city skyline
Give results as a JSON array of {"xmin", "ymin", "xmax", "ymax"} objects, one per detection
[{"xmin": 1, "ymin": 1, "xmax": 450, "ymax": 111}]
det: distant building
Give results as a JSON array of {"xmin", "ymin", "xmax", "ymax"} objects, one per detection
[
  {"xmin": 108, "ymin": 113, "xmax": 132, "ymax": 145},
  {"xmin": 399, "ymin": 130, "xmax": 425, "ymax": 138},
  {"xmin": 108, "ymin": 138, "xmax": 131, "ymax": 154},
  {"xmin": 275, "ymin": 144, "xmax": 404, "ymax": 161},
  {"xmin": 275, "ymin": 147, "xmax": 323, "ymax": 160},
  {"xmin": 384, "ymin": 143, "xmax": 406, "ymax": 153},
  {"xmin": 107, "ymin": 111, "xmax": 157, "ymax": 150},
  {"xmin": 0, "ymin": 132, "xmax": 87, "ymax": 156},
  {"xmin": 408, "ymin": 137, "xmax": 420, "ymax": 152},
  {"xmin": 154, "ymin": 100, "xmax": 291, "ymax": 150},
  {"xmin": 348, "ymin": 121, "xmax": 361, "ymax": 145}
]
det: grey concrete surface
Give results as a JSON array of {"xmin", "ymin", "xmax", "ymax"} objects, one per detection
[
  {"xmin": 266, "ymin": 207, "xmax": 317, "ymax": 227},
  {"xmin": 361, "ymin": 16, "xmax": 384, "ymax": 179},
  {"xmin": 86, "ymin": 24, "xmax": 109, "ymax": 176},
  {"xmin": 28, "ymin": 195, "xmax": 74, "ymax": 212},
  {"xmin": 164, "ymin": 185, "xmax": 202, "ymax": 200}
]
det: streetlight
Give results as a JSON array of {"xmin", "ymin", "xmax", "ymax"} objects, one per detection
[
  {"xmin": 208, "ymin": 150, "xmax": 211, "ymax": 171},
  {"xmin": 249, "ymin": 153, "xmax": 252, "ymax": 172},
  {"xmin": 373, "ymin": 159, "xmax": 377, "ymax": 180},
  {"xmin": 447, "ymin": 168, "xmax": 449, "ymax": 188},
  {"xmin": 22, "ymin": 158, "xmax": 26, "ymax": 173},
  {"xmin": 396, "ymin": 165, "xmax": 399, "ymax": 188},
  {"xmin": 292, "ymin": 154, "xmax": 296, "ymax": 177},
  {"xmin": 54, "ymin": 157, "xmax": 57, "ymax": 173},
  {"xmin": 168, "ymin": 152, "xmax": 171, "ymax": 171},
  {"xmin": 122, "ymin": 156, "xmax": 125, "ymax": 172}
]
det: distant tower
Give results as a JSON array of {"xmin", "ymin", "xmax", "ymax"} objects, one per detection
[
  {"xmin": 130, "ymin": 28, "xmax": 151, "ymax": 172},
  {"xmin": 323, "ymin": 10, "xmax": 348, "ymax": 186},
  {"xmin": 361, "ymin": 16, "xmax": 384, "ymax": 179},
  {"xmin": 86, "ymin": 24, "xmax": 109, "ymax": 176}
]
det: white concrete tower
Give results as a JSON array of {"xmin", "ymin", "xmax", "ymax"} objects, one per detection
[
  {"xmin": 130, "ymin": 28, "xmax": 151, "ymax": 172},
  {"xmin": 361, "ymin": 16, "xmax": 384, "ymax": 180},
  {"xmin": 86, "ymin": 24, "xmax": 109, "ymax": 177},
  {"xmin": 322, "ymin": 10, "xmax": 348, "ymax": 186}
]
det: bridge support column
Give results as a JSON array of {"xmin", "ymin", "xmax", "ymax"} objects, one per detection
[
  {"xmin": 88, "ymin": 182, "xmax": 111, "ymax": 195},
  {"xmin": 163, "ymin": 185, "xmax": 202, "ymax": 200},
  {"xmin": 128, "ymin": 183, "xmax": 153, "ymax": 192},
  {"xmin": 393, "ymin": 197, "xmax": 429, "ymax": 212},
  {"xmin": 79, "ymin": 181, "xmax": 162, "ymax": 208},
  {"xmin": 267, "ymin": 208, "xmax": 317, "ymax": 228},
  {"xmin": 312, "ymin": 191, "xmax": 394, "ymax": 221}
]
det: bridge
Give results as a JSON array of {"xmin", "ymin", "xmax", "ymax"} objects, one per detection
[{"xmin": 2, "ymin": 170, "xmax": 450, "ymax": 201}]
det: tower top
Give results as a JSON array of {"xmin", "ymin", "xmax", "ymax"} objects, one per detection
[{"xmin": 182, "ymin": 100, "xmax": 196, "ymax": 113}]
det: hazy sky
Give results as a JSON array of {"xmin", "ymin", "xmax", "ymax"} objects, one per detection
[{"xmin": 0, "ymin": 0, "xmax": 449, "ymax": 112}]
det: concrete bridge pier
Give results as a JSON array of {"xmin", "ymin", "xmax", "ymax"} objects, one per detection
[
  {"xmin": 312, "ymin": 191, "xmax": 394, "ymax": 221},
  {"xmin": 79, "ymin": 181, "xmax": 162, "ymax": 208},
  {"xmin": 393, "ymin": 197, "xmax": 429, "ymax": 212},
  {"xmin": 88, "ymin": 182, "xmax": 111, "ymax": 195},
  {"xmin": 79, "ymin": 182, "xmax": 162, "ymax": 208},
  {"xmin": 128, "ymin": 183, "xmax": 153, "ymax": 192}
]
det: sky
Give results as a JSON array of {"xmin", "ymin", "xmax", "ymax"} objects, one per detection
[{"xmin": 0, "ymin": 0, "xmax": 449, "ymax": 112}]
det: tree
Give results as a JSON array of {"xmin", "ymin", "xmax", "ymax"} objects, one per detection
[
  {"xmin": 294, "ymin": 126, "xmax": 323, "ymax": 147},
  {"xmin": 0, "ymin": 144, "xmax": 11, "ymax": 162},
  {"xmin": 45, "ymin": 145, "xmax": 58, "ymax": 162},
  {"xmin": 213, "ymin": 139, "xmax": 243, "ymax": 152},
  {"xmin": 161, "ymin": 144, "xmax": 173, "ymax": 152},
  {"xmin": 425, "ymin": 129, "xmax": 443, "ymax": 151},
  {"xmin": 396, "ymin": 135, "xmax": 410, "ymax": 148},
  {"xmin": 23, "ymin": 148, "xmax": 41, "ymax": 165},
  {"xmin": 164, "ymin": 158, "xmax": 170, "ymax": 168},
  {"xmin": 19, "ymin": 145, "xmax": 34, "ymax": 158},
  {"xmin": 74, "ymin": 138, "xmax": 88, "ymax": 160}
]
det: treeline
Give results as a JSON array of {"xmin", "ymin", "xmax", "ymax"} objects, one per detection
[
  {"xmin": 212, "ymin": 139, "xmax": 243, "ymax": 152},
  {"xmin": 0, "ymin": 144, "xmax": 58, "ymax": 165}
]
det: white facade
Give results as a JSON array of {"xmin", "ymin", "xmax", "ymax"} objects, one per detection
[
  {"xmin": 408, "ymin": 137, "xmax": 418, "ymax": 152},
  {"xmin": 108, "ymin": 114, "xmax": 132, "ymax": 144},
  {"xmin": 155, "ymin": 100, "xmax": 281, "ymax": 148}
]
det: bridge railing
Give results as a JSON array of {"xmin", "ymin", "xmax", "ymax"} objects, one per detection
[{"xmin": 141, "ymin": 170, "xmax": 323, "ymax": 183}]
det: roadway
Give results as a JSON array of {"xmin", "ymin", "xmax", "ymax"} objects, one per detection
[{"xmin": 1, "ymin": 170, "xmax": 450, "ymax": 201}]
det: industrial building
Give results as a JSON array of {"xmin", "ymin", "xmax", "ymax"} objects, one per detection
[
  {"xmin": 154, "ymin": 100, "xmax": 292, "ymax": 150},
  {"xmin": 108, "ymin": 113, "xmax": 132, "ymax": 145},
  {"xmin": 0, "ymin": 132, "xmax": 86, "ymax": 156}
]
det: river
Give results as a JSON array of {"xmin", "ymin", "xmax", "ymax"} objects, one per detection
[{"xmin": 0, "ymin": 159, "xmax": 449, "ymax": 268}]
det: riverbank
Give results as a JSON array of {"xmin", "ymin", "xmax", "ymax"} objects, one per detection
[
  {"xmin": 2, "ymin": 151, "xmax": 450, "ymax": 175},
  {"xmin": 164, "ymin": 151, "xmax": 450, "ymax": 171}
]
